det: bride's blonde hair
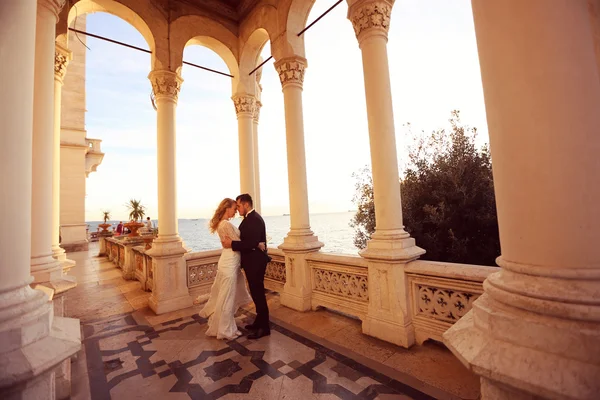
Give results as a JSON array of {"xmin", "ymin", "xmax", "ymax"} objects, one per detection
[{"xmin": 209, "ymin": 198, "xmax": 236, "ymax": 233}]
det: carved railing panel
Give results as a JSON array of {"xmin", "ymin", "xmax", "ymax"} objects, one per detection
[
  {"xmin": 313, "ymin": 268, "xmax": 368, "ymax": 303},
  {"xmin": 405, "ymin": 260, "xmax": 499, "ymax": 344},
  {"xmin": 135, "ymin": 252, "xmax": 144, "ymax": 273},
  {"xmin": 119, "ymin": 246, "xmax": 125, "ymax": 266},
  {"xmin": 415, "ymin": 285, "xmax": 478, "ymax": 323},
  {"xmin": 145, "ymin": 255, "xmax": 153, "ymax": 279},
  {"xmin": 265, "ymin": 261, "xmax": 286, "ymax": 283},
  {"xmin": 188, "ymin": 262, "xmax": 218, "ymax": 288}
]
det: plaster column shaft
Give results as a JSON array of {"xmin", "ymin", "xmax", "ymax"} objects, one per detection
[
  {"xmin": 1, "ymin": 0, "xmax": 38, "ymax": 303},
  {"xmin": 233, "ymin": 95, "xmax": 256, "ymax": 199},
  {"xmin": 444, "ymin": 1, "xmax": 600, "ymax": 398},
  {"xmin": 155, "ymin": 93, "xmax": 178, "ymax": 239},
  {"xmin": 52, "ymin": 45, "xmax": 73, "ymax": 270},
  {"xmin": 274, "ymin": 56, "xmax": 322, "ymax": 312},
  {"xmin": 275, "ymin": 58, "xmax": 311, "ymax": 234},
  {"xmin": 347, "ymin": 0, "xmax": 423, "ymax": 348},
  {"xmin": 31, "ymin": 0, "xmax": 71, "ymax": 286},
  {"xmin": 252, "ymin": 101, "xmax": 262, "ymax": 214},
  {"xmin": 147, "ymin": 70, "xmax": 192, "ymax": 315},
  {"xmin": 351, "ymin": 0, "xmax": 405, "ymax": 238},
  {"xmin": 0, "ymin": 1, "xmax": 81, "ymax": 397}
]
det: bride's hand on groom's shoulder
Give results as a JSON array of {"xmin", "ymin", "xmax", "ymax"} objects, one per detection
[
  {"xmin": 222, "ymin": 237, "xmax": 232, "ymax": 248},
  {"xmin": 258, "ymin": 242, "xmax": 266, "ymax": 251}
]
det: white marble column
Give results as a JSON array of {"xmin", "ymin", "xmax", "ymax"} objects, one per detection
[
  {"xmin": 274, "ymin": 56, "xmax": 323, "ymax": 311},
  {"xmin": 31, "ymin": 0, "xmax": 77, "ymax": 295},
  {"xmin": 52, "ymin": 44, "xmax": 76, "ymax": 274},
  {"xmin": 347, "ymin": 0, "xmax": 423, "ymax": 347},
  {"xmin": 232, "ymin": 94, "xmax": 257, "ymax": 199},
  {"xmin": 252, "ymin": 100, "xmax": 262, "ymax": 214},
  {"xmin": 146, "ymin": 70, "xmax": 193, "ymax": 314},
  {"xmin": 444, "ymin": 1, "xmax": 600, "ymax": 399},
  {"xmin": 0, "ymin": 1, "xmax": 80, "ymax": 398}
]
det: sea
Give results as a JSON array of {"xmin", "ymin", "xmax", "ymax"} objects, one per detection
[{"xmin": 87, "ymin": 212, "xmax": 360, "ymax": 255}]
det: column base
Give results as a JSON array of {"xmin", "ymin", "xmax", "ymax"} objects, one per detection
[
  {"xmin": 52, "ymin": 247, "xmax": 76, "ymax": 274},
  {"xmin": 31, "ymin": 255, "xmax": 65, "ymax": 284},
  {"xmin": 146, "ymin": 237, "xmax": 193, "ymax": 315},
  {"xmin": 359, "ymin": 233, "xmax": 425, "ymax": 348},
  {"xmin": 279, "ymin": 229, "xmax": 323, "ymax": 253},
  {"xmin": 278, "ymin": 231, "xmax": 323, "ymax": 312},
  {"xmin": 359, "ymin": 234, "xmax": 425, "ymax": 261},
  {"xmin": 444, "ymin": 294, "xmax": 600, "ymax": 400},
  {"xmin": 0, "ymin": 286, "xmax": 81, "ymax": 399}
]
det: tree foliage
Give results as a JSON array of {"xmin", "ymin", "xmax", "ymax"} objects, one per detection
[{"xmin": 351, "ymin": 111, "xmax": 500, "ymax": 266}]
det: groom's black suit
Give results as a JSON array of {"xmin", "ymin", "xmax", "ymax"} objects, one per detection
[{"xmin": 232, "ymin": 210, "xmax": 270, "ymax": 331}]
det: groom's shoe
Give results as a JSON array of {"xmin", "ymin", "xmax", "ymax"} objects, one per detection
[
  {"xmin": 244, "ymin": 323, "xmax": 258, "ymax": 331},
  {"xmin": 247, "ymin": 328, "xmax": 270, "ymax": 340}
]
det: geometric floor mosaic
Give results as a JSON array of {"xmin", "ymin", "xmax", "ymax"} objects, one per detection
[{"xmin": 82, "ymin": 309, "xmax": 434, "ymax": 399}]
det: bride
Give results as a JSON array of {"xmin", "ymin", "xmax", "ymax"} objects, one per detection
[{"xmin": 198, "ymin": 198, "xmax": 253, "ymax": 340}]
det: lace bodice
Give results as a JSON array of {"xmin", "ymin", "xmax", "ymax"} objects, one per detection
[{"xmin": 217, "ymin": 220, "xmax": 240, "ymax": 242}]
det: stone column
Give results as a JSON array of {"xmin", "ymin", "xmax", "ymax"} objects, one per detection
[
  {"xmin": 232, "ymin": 94, "xmax": 257, "ymax": 199},
  {"xmin": 347, "ymin": 0, "xmax": 424, "ymax": 347},
  {"xmin": 53, "ymin": 43, "xmax": 75, "ymax": 273},
  {"xmin": 274, "ymin": 56, "xmax": 323, "ymax": 311},
  {"xmin": 444, "ymin": 1, "xmax": 600, "ymax": 399},
  {"xmin": 146, "ymin": 70, "xmax": 193, "ymax": 314},
  {"xmin": 32, "ymin": 0, "xmax": 76, "ymax": 296},
  {"xmin": 0, "ymin": 1, "xmax": 80, "ymax": 398},
  {"xmin": 252, "ymin": 99, "xmax": 262, "ymax": 214}
]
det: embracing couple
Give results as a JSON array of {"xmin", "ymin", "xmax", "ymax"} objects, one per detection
[{"xmin": 198, "ymin": 194, "xmax": 271, "ymax": 340}]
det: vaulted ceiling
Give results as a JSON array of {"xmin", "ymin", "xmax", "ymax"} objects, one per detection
[{"xmin": 174, "ymin": 0, "xmax": 263, "ymax": 23}]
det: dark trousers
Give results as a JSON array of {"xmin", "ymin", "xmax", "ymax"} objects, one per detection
[{"xmin": 244, "ymin": 264, "xmax": 269, "ymax": 330}]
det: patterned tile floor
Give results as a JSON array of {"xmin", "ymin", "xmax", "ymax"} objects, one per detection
[
  {"xmin": 79, "ymin": 309, "xmax": 430, "ymax": 399},
  {"xmin": 66, "ymin": 245, "xmax": 480, "ymax": 400}
]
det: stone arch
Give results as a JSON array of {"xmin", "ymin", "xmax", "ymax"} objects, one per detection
[
  {"xmin": 275, "ymin": 0, "xmax": 317, "ymax": 59},
  {"xmin": 170, "ymin": 15, "xmax": 240, "ymax": 94},
  {"xmin": 237, "ymin": 3, "xmax": 281, "ymax": 94},
  {"xmin": 238, "ymin": 28, "xmax": 271, "ymax": 95},
  {"xmin": 57, "ymin": 0, "xmax": 167, "ymax": 70}
]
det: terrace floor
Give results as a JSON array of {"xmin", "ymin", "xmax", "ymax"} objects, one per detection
[{"xmin": 65, "ymin": 244, "xmax": 480, "ymax": 400}]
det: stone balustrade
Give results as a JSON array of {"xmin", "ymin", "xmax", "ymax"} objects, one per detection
[
  {"xmin": 306, "ymin": 252, "xmax": 369, "ymax": 319},
  {"xmin": 405, "ymin": 260, "xmax": 499, "ymax": 344},
  {"xmin": 108, "ymin": 243, "xmax": 498, "ymax": 347}
]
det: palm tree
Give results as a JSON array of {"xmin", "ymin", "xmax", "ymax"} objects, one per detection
[
  {"xmin": 102, "ymin": 211, "xmax": 111, "ymax": 223},
  {"xmin": 126, "ymin": 199, "xmax": 145, "ymax": 222}
]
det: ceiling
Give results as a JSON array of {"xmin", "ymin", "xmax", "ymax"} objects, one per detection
[{"xmin": 174, "ymin": 0, "xmax": 262, "ymax": 23}]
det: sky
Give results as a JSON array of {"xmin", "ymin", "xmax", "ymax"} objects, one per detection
[{"xmin": 83, "ymin": 0, "xmax": 488, "ymax": 221}]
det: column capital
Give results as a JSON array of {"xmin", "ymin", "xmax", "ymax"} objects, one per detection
[
  {"xmin": 54, "ymin": 44, "xmax": 72, "ymax": 84},
  {"xmin": 253, "ymin": 100, "xmax": 262, "ymax": 123},
  {"xmin": 148, "ymin": 70, "xmax": 183, "ymax": 103},
  {"xmin": 348, "ymin": 0, "xmax": 393, "ymax": 42},
  {"xmin": 274, "ymin": 56, "xmax": 307, "ymax": 89},
  {"xmin": 232, "ymin": 94, "xmax": 256, "ymax": 117},
  {"xmin": 38, "ymin": 0, "xmax": 66, "ymax": 19}
]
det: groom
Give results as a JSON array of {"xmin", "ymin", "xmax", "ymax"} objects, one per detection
[{"xmin": 222, "ymin": 193, "xmax": 271, "ymax": 339}]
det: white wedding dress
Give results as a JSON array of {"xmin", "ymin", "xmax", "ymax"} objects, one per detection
[{"xmin": 199, "ymin": 220, "xmax": 252, "ymax": 340}]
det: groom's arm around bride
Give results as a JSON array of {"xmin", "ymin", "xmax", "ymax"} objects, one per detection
[{"xmin": 222, "ymin": 194, "xmax": 271, "ymax": 338}]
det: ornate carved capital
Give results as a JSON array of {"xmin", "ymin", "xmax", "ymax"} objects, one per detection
[
  {"xmin": 232, "ymin": 94, "xmax": 256, "ymax": 116},
  {"xmin": 54, "ymin": 44, "xmax": 72, "ymax": 84},
  {"xmin": 253, "ymin": 101, "xmax": 262, "ymax": 123},
  {"xmin": 38, "ymin": 0, "xmax": 66, "ymax": 19},
  {"xmin": 348, "ymin": 0, "xmax": 393, "ymax": 40},
  {"xmin": 148, "ymin": 70, "xmax": 183, "ymax": 103},
  {"xmin": 274, "ymin": 57, "xmax": 307, "ymax": 88}
]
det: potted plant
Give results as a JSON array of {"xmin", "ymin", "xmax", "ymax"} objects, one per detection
[
  {"xmin": 124, "ymin": 199, "xmax": 146, "ymax": 237},
  {"xmin": 98, "ymin": 211, "xmax": 111, "ymax": 232}
]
